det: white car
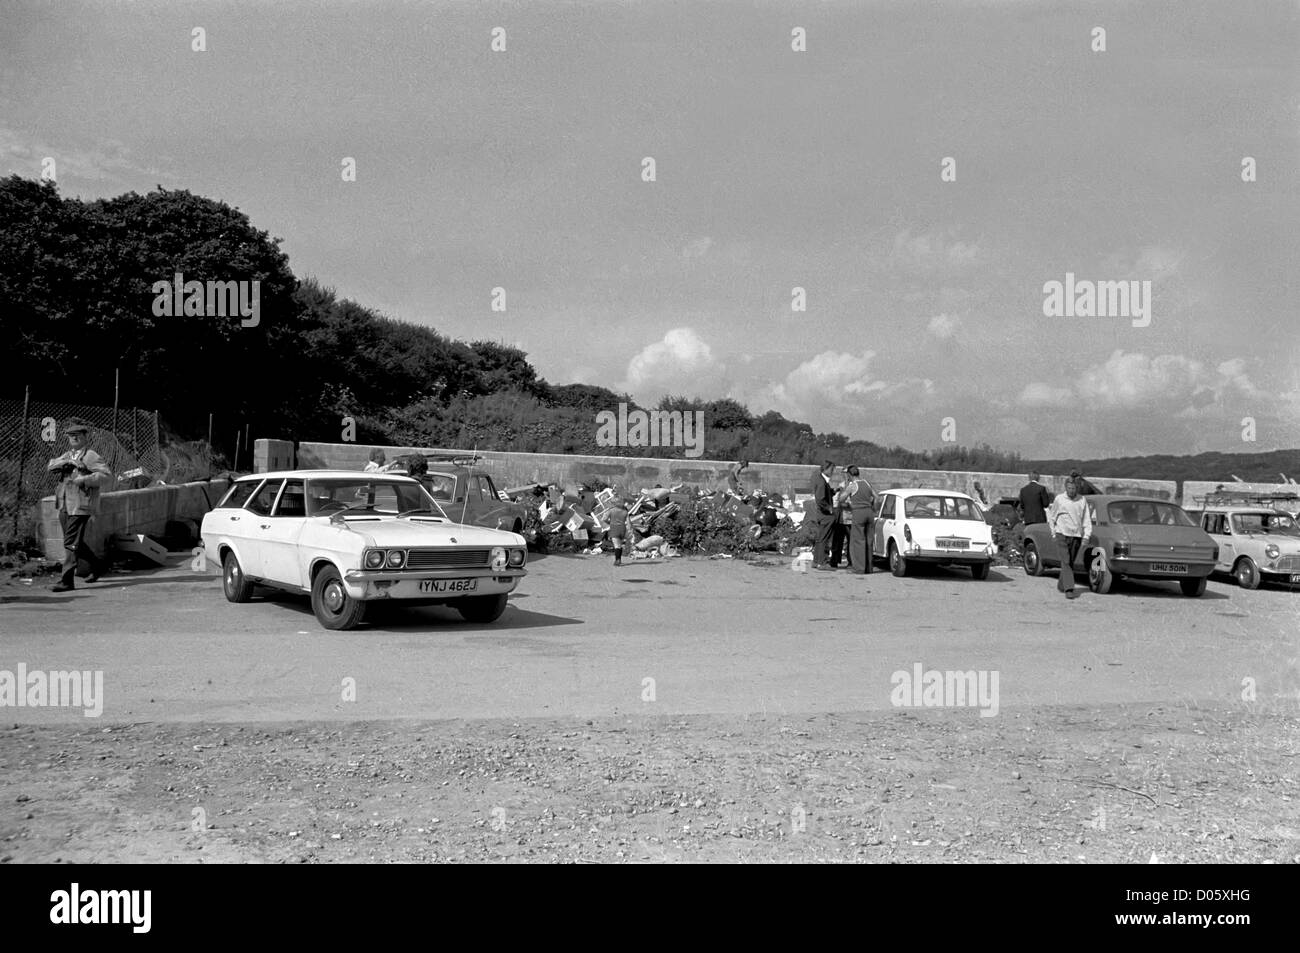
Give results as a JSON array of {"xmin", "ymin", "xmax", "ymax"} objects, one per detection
[
  {"xmin": 1196, "ymin": 505, "xmax": 1300, "ymax": 589},
  {"xmin": 200, "ymin": 470, "xmax": 527, "ymax": 629},
  {"xmin": 872, "ymin": 488, "xmax": 996, "ymax": 579}
]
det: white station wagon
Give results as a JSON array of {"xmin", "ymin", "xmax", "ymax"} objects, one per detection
[
  {"xmin": 200, "ymin": 470, "xmax": 527, "ymax": 629},
  {"xmin": 872, "ymin": 488, "xmax": 996, "ymax": 579}
]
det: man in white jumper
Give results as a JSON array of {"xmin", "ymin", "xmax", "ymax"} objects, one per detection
[{"xmin": 1047, "ymin": 477, "xmax": 1093, "ymax": 600}]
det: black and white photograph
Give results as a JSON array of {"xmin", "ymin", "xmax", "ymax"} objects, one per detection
[{"xmin": 0, "ymin": 0, "xmax": 1296, "ymax": 897}]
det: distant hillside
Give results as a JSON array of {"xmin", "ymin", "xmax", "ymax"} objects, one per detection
[{"xmin": 1026, "ymin": 449, "xmax": 1300, "ymax": 485}]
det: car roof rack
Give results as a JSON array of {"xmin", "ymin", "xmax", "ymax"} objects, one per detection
[
  {"xmin": 420, "ymin": 453, "xmax": 483, "ymax": 466},
  {"xmin": 1195, "ymin": 492, "xmax": 1300, "ymax": 508}
]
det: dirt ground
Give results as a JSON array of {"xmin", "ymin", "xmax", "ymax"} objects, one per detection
[{"xmin": 2, "ymin": 552, "xmax": 1298, "ymax": 863}]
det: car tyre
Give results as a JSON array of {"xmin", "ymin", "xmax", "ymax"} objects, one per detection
[
  {"xmin": 455, "ymin": 593, "xmax": 509, "ymax": 623},
  {"xmin": 222, "ymin": 550, "xmax": 255, "ymax": 603},
  {"xmin": 889, "ymin": 542, "xmax": 908, "ymax": 577},
  {"xmin": 1088, "ymin": 550, "xmax": 1114, "ymax": 594},
  {"xmin": 1180, "ymin": 576, "xmax": 1207, "ymax": 598},
  {"xmin": 311, "ymin": 565, "xmax": 367, "ymax": 630},
  {"xmin": 971, "ymin": 561, "xmax": 990, "ymax": 580},
  {"xmin": 1233, "ymin": 557, "xmax": 1261, "ymax": 590},
  {"xmin": 1023, "ymin": 540, "xmax": 1043, "ymax": 576}
]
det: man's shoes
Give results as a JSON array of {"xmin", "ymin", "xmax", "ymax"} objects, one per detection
[
  {"xmin": 814, "ymin": 565, "xmax": 836, "ymax": 572},
  {"xmin": 1065, "ymin": 589, "xmax": 1080, "ymax": 599},
  {"xmin": 84, "ymin": 573, "xmax": 99, "ymax": 584},
  {"xmin": 51, "ymin": 583, "xmax": 74, "ymax": 593}
]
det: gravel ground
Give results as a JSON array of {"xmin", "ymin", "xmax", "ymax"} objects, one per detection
[{"xmin": 2, "ymin": 705, "xmax": 1296, "ymax": 863}]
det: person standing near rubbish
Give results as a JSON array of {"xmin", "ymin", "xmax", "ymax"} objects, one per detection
[
  {"xmin": 1018, "ymin": 471, "xmax": 1052, "ymax": 525},
  {"xmin": 1047, "ymin": 477, "xmax": 1093, "ymax": 600},
  {"xmin": 606, "ymin": 496, "xmax": 629, "ymax": 567},
  {"xmin": 46, "ymin": 417, "xmax": 112, "ymax": 592},
  {"xmin": 842, "ymin": 465, "xmax": 877, "ymax": 575},
  {"xmin": 829, "ymin": 473, "xmax": 853, "ymax": 568},
  {"xmin": 811, "ymin": 459, "xmax": 838, "ymax": 571}
]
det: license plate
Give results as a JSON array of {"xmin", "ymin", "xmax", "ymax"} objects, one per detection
[
  {"xmin": 1290, "ymin": 574, "xmax": 1300, "ymax": 584},
  {"xmin": 419, "ymin": 578, "xmax": 478, "ymax": 593},
  {"xmin": 936, "ymin": 538, "xmax": 968, "ymax": 549},
  {"xmin": 1149, "ymin": 562, "xmax": 1186, "ymax": 574}
]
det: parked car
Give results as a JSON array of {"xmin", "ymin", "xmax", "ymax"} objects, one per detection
[
  {"xmin": 1021, "ymin": 495, "xmax": 1217, "ymax": 596},
  {"xmin": 200, "ymin": 470, "xmax": 527, "ymax": 630},
  {"xmin": 396, "ymin": 455, "xmax": 531, "ymax": 535},
  {"xmin": 1194, "ymin": 505, "xmax": 1300, "ymax": 589},
  {"xmin": 873, "ymin": 489, "xmax": 997, "ymax": 579}
]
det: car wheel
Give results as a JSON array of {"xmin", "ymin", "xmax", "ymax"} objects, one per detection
[
  {"xmin": 455, "ymin": 593, "xmax": 509, "ymax": 623},
  {"xmin": 1180, "ymin": 576, "xmax": 1207, "ymax": 598},
  {"xmin": 1088, "ymin": 550, "xmax": 1114, "ymax": 594},
  {"xmin": 222, "ymin": 550, "xmax": 255, "ymax": 603},
  {"xmin": 311, "ymin": 565, "xmax": 367, "ymax": 630},
  {"xmin": 1233, "ymin": 557, "xmax": 1261, "ymax": 590},
  {"xmin": 1023, "ymin": 540, "xmax": 1043, "ymax": 576},
  {"xmin": 889, "ymin": 542, "xmax": 908, "ymax": 577},
  {"xmin": 971, "ymin": 561, "xmax": 990, "ymax": 580}
]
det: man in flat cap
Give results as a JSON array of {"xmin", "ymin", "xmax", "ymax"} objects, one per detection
[{"xmin": 46, "ymin": 418, "xmax": 112, "ymax": 592}]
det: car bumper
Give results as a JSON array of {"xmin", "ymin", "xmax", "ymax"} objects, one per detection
[
  {"xmin": 906, "ymin": 548, "xmax": 994, "ymax": 564},
  {"xmin": 343, "ymin": 568, "xmax": 525, "ymax": 600}
]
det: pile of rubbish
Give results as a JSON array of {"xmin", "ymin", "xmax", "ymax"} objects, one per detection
[{"xmin": 523, "ymin": 482, "xmax": 810, "ymax": 559}]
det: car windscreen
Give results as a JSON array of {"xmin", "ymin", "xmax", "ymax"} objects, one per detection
[
  {"xmin": 424, "ymin": 473, "xmax": 457, "ymax": 501},
  {"xmin": 304, "ymin": 479, "xmax": 446, "ymax": 518},
  {"xmin": 1231, "ymin": 512, "xmax": 1300, "ymax": 536},
  {"xmin": 903, "ymin": 495, "xmax": 982, "ymax": 520},
  {"xmin": 1107, "ymin": 501, "xmax": 1196, "ymax": 527}
]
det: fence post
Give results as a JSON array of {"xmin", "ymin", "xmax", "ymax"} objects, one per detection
[{"xmin": 11, "ymin": 385, "xmax": 31, "ymax": 540}]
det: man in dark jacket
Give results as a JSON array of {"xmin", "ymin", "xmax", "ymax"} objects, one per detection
[
  {"xmin": 1018, "ymin": 472, "xmax": 1053, "ymax": 525},
  {"xmin": 810, "ymin": 460, "xmax": 837, "ymax": 570}
]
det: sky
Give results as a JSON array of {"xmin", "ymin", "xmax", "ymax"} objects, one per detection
[{"xmin": 3, "ymin": 0, "xmax": 1298, "ymax": 459}]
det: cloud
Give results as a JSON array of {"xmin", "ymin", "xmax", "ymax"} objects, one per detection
[
  {"xmin": 1018, "ymin": 351, "xmax": 1266, "ymax": 412},
  {"xmin": 889, "ymin": 228, "xmax": 982, "ymax": 272},
  {"xmin": 623, "ymin": 327, "xmax": 721, "ymax": 398},
  {"xmin": 769, "ymin": 351, "xmax": 934, "ymax": 421},
  {"xmin": 681, "ymin": 236, "xmax": 713, "ymax": 260},
  {"xmin": 0, "ymin": 125, "xmax": 161, "ymax": 183},
  {"xmin": 927, "ymin": 313, "xmax": 961, "ymax": 339}
]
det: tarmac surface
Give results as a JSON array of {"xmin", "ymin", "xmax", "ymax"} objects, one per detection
[{"xmin": 1, "ymin": 552, "xmax": 1297, "ymax": 862}]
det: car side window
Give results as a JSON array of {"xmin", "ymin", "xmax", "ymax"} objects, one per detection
[
  {"xmin": 477, "ymin": 476, "xmax": 497, "ymax": 500},
  {"xmin": 218, "ymin": 480, "xmax": 260, "ymax": 509},
  {"xmin": 878, "ymin": 495, "xmax": 893, "ymax": 520},
  {"xmin": 246, "ymin": 479, "xmax": 284, "ymax": 517},
  {"xmin": 273, "ymin": 480, "xmax": 306, "ymax": 517}
]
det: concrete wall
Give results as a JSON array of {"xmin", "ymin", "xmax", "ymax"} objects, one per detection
[
  {"xmin": 39, "ymin": 478, "xmax": 231, "ymax": 562},
  {"xmin": 296, "ymin": 441, "xmax": 1177, "ymax": 506},
  {"xmin": 254, "ymin": 438, "xmax": 295, "ymax": 474}
]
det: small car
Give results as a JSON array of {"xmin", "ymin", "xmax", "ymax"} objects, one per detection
[
  {"xmin": 200, "ymin": 470, "xmax": 527, "ymax": 629},
  {"xmin": 398, "ymin": 455, "xmax": 531, "ymax": 535},
  {"xmin": 873, "ymin": 489, "xmax": 997, "ymax": 579},
  {"xmin": 1195, "ymin": 505, "xmax": 1300, "ymax": 589},
  {"xmin": 1021, "ymin": 495, "xmax": 1217, "ymax": 596}
]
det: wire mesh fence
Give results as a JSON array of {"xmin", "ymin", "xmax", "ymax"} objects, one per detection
[{"xmin": 0, "ymin": 397, "xmax": 163, "ymax": 545}]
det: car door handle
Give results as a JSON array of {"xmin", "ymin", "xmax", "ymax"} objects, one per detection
[
  {"xmin": 230, "ymin": 516, "xmax": 240, "ymax": 521},
  {"xmin": 260, "ymin": 524, "xmax": 270, "ymax": 530}
]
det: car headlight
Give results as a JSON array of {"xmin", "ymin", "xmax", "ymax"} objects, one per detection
[
  {"xmin": 1265, "ymin": 544, "xmax": 1280, "ymax": 560},
  {"xmin": 490, "ymin": 546, "xmax": 508, "ymax": 571},
  {"xmin": 1113, "ymin": 541, "xmax": 1130, "ymax": 558},
  {"xmin": 507, "ymin": 548, "xmax": 526, "ymax": 567},
  {"xmin": 364, "ymin": 549, "xmax": 385, "ymax": 569},
  {"xmin": 386, "ymin": 549, "xmax": 406, "ymax": 568}
]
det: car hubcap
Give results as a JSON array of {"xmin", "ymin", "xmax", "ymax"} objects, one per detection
[
  {"xmin": 226, "ymin": 562, "xmax": 238, "ymax": 589},
  {"xmin": 323, "ymin": 581, "xmax": 345, "ymax": 613}
]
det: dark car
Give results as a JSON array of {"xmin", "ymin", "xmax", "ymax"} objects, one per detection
[
  {"xmin": 1022, "ymin": 495, "xmax": 1218, "ymax": 596},
  {"xmin": 396, "ymin": 455, "xmax": 531, "ymax": 535}
]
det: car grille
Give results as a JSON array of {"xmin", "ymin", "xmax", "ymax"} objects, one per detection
[
  {"xmin": 1273, "ymin": 555, "xmax": 1300, "ymax": 572},
  {"xmin": 1127, "ymin": 544, "xmax": 1213, "ymax": 562},
  {"xmin": 404, "ymin": 548, "xmax": 491, "ymax": 570}
]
